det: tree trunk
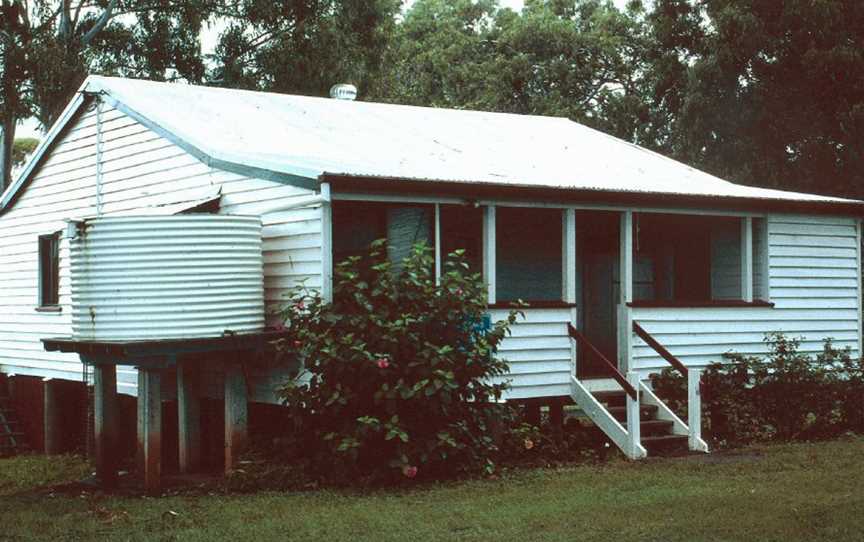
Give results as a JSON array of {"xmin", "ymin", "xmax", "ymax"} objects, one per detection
[{"xmin": 0, "ymin": 115, "xmax": 15, "ymax": 193}]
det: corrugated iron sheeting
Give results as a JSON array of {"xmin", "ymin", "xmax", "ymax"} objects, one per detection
[
  {"xmin": 79, "ymin": 76, "xmax": 860, "ymax": 207},
  {"xmin": 70, "ymin": 215, "xmax": 265, "ymax": 340}
]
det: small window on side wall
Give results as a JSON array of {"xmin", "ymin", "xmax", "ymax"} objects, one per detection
[{"xmin": 38, "ymin": 233, "xmax": 60, "ymax": 307}]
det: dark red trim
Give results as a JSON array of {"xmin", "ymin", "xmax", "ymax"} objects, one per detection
[
  {"xmin": 322, "ymin": 174, "xmax": 864, "ymax": 217},
  {"xmin": 627, "ymin": 299, "xmax": 774, "ymax": 308},
  {"xmin": 41, "ymin": 328, "xmax": 293, "ymax": 365},
  {"xmin": 489, "ymin": 301, "xmax": 577, "ymax": 310}
]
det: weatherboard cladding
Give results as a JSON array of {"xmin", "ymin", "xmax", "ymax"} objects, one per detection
[
  {"xmin": 631, "ymin": 215, "xmax": 861, "ymax": 372},
  {"xmin": 0, "ymin": 101, "xmax": 319, "ymax": 395},
  {"xmin": 490, "ymin": 307, "xmax": 575, "ymax": 400}
]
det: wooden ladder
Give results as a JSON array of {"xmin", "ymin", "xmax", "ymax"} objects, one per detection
[{"xmin": 0, "ymin": 381, "xmax": 25, "ymax": 457}]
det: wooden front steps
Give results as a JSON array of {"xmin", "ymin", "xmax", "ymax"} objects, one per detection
[{"xmin": 592, "ymin": 390, "xmax": 689, "ymax": 456}]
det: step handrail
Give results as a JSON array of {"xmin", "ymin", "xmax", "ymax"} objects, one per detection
[
  {"xmin": 631, "ymin": 320, "xmax": 709, "ymax": 453},
  {"xmin": 566, "ymin": 323, "xmax": 637, "ymax": 401},
  {"xmin": 632, "ymin": 321, "xmax": 688, "ymax": 377}
]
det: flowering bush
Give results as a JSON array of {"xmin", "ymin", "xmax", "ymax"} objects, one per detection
[
  {"xmin": 274, "ymin": 240, "xmax": 521, "ymax": 483},
  {"xmin": 650, "ymin": 333, "xmax": 864, "ymax": 447}
]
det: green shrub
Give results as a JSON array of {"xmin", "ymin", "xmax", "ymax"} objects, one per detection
[
  {"xmin": 274, "ymin": 241, "xmax": 521, "ymax": 484},
  {"xmin": 650, "ymin": 333, "xmax": 864, "ymax": 447},
  {"xmin": 498, "ymin": 418, "xmax": 615, "ymax": 467}
]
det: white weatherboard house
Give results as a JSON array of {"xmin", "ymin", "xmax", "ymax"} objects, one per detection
[{"xmin": 1, "ymin": 76, "xmax": 863, "ymax": 463}]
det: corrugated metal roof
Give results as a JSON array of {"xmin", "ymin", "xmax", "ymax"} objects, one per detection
[{"xmin": 3, "ymin": 75, "xmax": 861, "ymax": 212}]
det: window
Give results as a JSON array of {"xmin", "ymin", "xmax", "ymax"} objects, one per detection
[
  {"xmin": 38, "ymin": 233, "xmax": 60, "ymax": 307},
  {"xmin": 633, "ymin": 214, "xmax": 750, "ymax": 303},
  {"xmin": 496, "ymin": 207, "xmax": 562, "ymax": 302},
  {"xmin": 332, "ymin": 201, "xmax": 432, "ymax": 269}
]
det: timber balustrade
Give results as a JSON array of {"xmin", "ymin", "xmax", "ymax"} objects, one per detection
[{"xmin": 566, "ymin": 323, "xmax": 636, "ymax": 401}]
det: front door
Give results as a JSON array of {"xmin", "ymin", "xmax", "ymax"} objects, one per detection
[{"xmin": 581, "ymin": 252, "xmax": 619, "ymax": 378}]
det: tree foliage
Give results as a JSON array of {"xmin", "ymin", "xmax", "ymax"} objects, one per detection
[
  {"xmin": 648, "ymin": 0, "xmax": 864, "ymax": 197},
  {"xmin": 0, "ymin": 0, "xmax": 212, "ymax": 190},
  {"xmin": 275, "ymin": 242, "xmax": 520, "ymax": 482},
  {"xmin": 2, "ymin": 0, "xmax": 863, "ymax": 199},
  {"xmin": 11, "ymin": 136, "xmax": 37, "ymax": 168},
  {"xmin": 371, "ymin": 0, "xmax": 657, "ymax": 143},
  {"xmin": 374, "ymin": 0, "xmax": 864, "ymax": 197},
  {"xmin": 208, "ymin": 0, "xmax": 400, "ymax": 97}
]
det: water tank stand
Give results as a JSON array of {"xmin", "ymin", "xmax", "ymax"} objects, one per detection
[{"xmin": 41, "ymin": 330, "xmax": 291, "ymax": 494}]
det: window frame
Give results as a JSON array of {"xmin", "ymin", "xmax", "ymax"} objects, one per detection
[
  {"xmin": 38, "ymin": 232, "xmax": 61, "ymax": 309},
  {"xmin": 494, "ymin": 206, "xmax": 566, "ymax": 304},
  {"xmin": 628, "ymin": 212, "xmax": 772, "ymax": 308}
]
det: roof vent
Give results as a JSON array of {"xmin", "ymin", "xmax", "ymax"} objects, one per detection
[{"xmin": 329, "ymin": 83, "xmax": 357, "ymax": 101}]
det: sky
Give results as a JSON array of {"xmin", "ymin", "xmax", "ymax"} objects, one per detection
[{"xmin": 17, "ymin": 0, "xmax": 633, "ymax": 139}]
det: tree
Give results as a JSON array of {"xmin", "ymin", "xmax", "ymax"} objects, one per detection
[
  {"xmin": 0, "ymin": 1, "xmax": 32, "ymax": 192},
  {"xmin": 208, "ymin": 0, "xmax": 400, "ymax": 97},
  {"xmin": 371, "ymin": 0, "xmax": 655, "ymax": 143},
  {"xmin": 11, "ymin": 136, "xmax": 37, "ymax": 169},
  {"xmin": 0, "ymin": 1, "xmax": 213, "ymax": 191},
  {"xmin": 647, "ymin": 0, "xmax": 864, "ymax": 198}
]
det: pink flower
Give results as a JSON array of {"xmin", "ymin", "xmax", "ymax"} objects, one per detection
[
  {"xmin": 402, "ymin": 465, "xmax": 418, "ymax": 479},
  {"xmin": 293, "ymin": 340, "xmax": 302, "ymax": 349},
  {"xmin": 295, "ymin": 301, "xmax": 305, "ymax": 310},
  {"xmin": 376, "ymin": 358, "xmax": 390, "ymax": 369},
  {"xmin": 455, "ymin": 288, "xmax": 463, "ymax": 296}
]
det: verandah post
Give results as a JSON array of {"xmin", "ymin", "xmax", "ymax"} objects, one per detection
[
  {"xmin": 482, "ymin": 205, "xmax": 496, "ymax": 305},
  {"xmin": 619, "ymin": 211, "xmax": 633, "ymax": 373},
  {"xmin": 625, "ymin": 370, "xmax": 641, "ymax": 459},
  {"xmin": 741, "ymin": 217, "xmax": 754, "ymax": 302},
  {"xmin": 688, "ymin": 368, "xmax": 707, "ymax": 452},
  {"xmin": 563, "ymin": 209, "xmax": 577, "ymax": 378}
]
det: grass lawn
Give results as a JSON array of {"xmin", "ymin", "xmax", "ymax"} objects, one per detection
[{"xmin": 2, "ymin": 437, "xmax": 863, "ymax": 541}]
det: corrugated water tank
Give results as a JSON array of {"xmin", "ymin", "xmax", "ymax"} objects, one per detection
[{"xmin": 70, "ymin": 215, "xmax": 265, "ymax": 340}]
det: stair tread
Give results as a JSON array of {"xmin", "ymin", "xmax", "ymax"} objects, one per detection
[
  {"xmin": 592, "ymin": 391, "xmax": 627, "ymax": 399},
  {"xmin": 635, "ymin": 420, "xmax": 674, "ymax": 429},
  {"xmin": 642, "ymin": 434, "xmax": 688, "ymax": 443},
  {"xmin": 607, "ymin": 404, "xmax": 658, "ymax": 414}
]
